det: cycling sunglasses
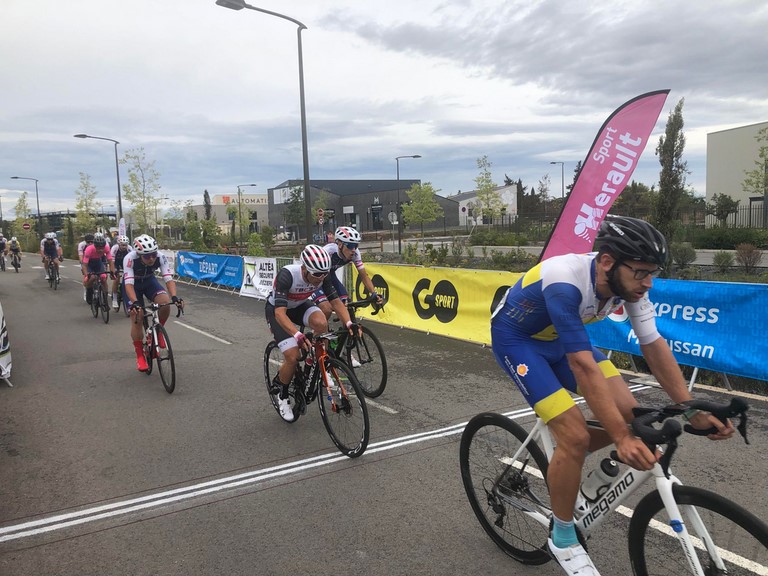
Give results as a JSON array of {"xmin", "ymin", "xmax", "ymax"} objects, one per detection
[
  {"xmin": 308, "ymin": 270, "xmax": 328, "ymax": 278},
  {"xmin": 140, "ymin": 252, "xmax": 158, "ymax": 259},
  {"xmin": 342, "ymin": 242, "xmax": 359, "ymax": 251}
]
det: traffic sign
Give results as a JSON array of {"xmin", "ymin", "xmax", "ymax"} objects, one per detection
[
  {"xmin": 388, "ymin": 211, "xmax": 397, "ymax": 224},
  {"xmin": 317, "ymin": 208, "xmax": 324, "ymax": 218},
  {"xmin": 22, "ymin": 222, "xmax": 31, "ymax": 230},
  {"xmin": 318, "ymin": 217, "xmax": 325, "ymax": 225}
]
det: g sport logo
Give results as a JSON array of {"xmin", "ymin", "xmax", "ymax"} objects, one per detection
[
  {"xmin": 355, "ymin": 274, "xmax": 389, "ymax": 304},
  {"xmin": 490, "ymin": 285, "xmax": 511, "ymax": 315},
  {"xmin": 412, "ymin": 279, "xmax": 458, "ymax": 323}
]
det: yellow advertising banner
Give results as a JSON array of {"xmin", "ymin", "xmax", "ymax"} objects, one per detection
[{"xmin": 351, "ymin": 264, "xmax": 523, "ymax": 345}]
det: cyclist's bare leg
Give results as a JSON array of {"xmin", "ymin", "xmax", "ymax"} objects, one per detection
[
  {"xmin": 153, "ymin": 292, "xmax": 172, "ymax": 325},
  {"xmin": 307, "ymin": 309, "xmax": 329, "ymax": 335},
  {"xmin": 318, "ymin": 300, "xmax": 333, "ymax": 321},
  {"xmin": 278, "ymin": 346, "xmax": 301, "ymax": 386},
  {"xmin": 546, "ymin": 406, "xmax": 591, "ymax": 523}
]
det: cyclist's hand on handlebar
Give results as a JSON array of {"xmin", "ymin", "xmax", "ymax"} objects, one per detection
[
  {"xmin": 688, "ymin": 412, "xmax": 735, "ymax": 440},
  {"xmin": 616, "ymin": 435, "xmax": 658, "ymax": 471},
  {"xmin": 130, "ymin": 301, "xmax": 142, "ymax": 313},
  {"xmin": 345, "ymin": 320, "xmax": 361, "ymax": 337},
  {"xmin": 171, "ymin": 295, "xmax": 184, "ymax": 309},
  {"xmin": 293, "ymin": 331, "xmax": 310, "ymax": 351}
]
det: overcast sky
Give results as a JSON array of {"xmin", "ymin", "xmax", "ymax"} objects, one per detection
[{"xmin": 1, "ymin": 0, "xmax": 767, "ymax": 219}]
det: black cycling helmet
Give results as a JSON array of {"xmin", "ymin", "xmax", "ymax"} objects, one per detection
[
  {"xmin": 594, "ymin": 216, "xmax": 668, "ymax": 267},
  {"xmin": 84, "ymin": 233, "xmax": 95, "ymax": 243}
]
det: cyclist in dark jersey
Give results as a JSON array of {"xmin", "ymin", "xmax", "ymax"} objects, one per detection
[
  {"xmin": 110, "ymin": 235, "xmax": 132, "ymax": 310},
  {"xmin": 265, "ymin": 244, "xmax": 357, "ymax": 422}
]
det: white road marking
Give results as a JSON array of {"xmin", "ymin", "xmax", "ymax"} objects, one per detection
[{"xmin": 173, "ymin": 321, "xmax": 232, "ymax": 344}]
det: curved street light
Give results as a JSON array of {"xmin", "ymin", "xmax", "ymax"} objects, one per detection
[
  {"xmin": 74, "ymin": 134, "xmax": 123, "ymax": 220},
  {"xmin": 550, "ymin": 161, "xmax": 565, "ymax": 199},
  {"xmin": 10, "ymin": 176, "xmax": 41, "ymax": 236},
  {"xmin": 216, "ymin": 0, "xmax": 312, "ymax": 240},
  {"xmin": 395, "ymin": 155, "xmax": 421, "ymax": 254}
]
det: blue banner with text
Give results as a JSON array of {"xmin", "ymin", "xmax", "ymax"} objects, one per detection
[
  {"xmin": 586, "ymin": 279, "xmax": 767, "ymax": 381},
  {"xmin": 177, "ymin": 251, "xmax": 243, "ymax": 288}
]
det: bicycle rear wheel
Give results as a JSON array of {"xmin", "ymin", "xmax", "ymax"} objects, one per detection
[
  {"xmin": 459, "ymin": 412, "xmax": 552, "ymax": 565},
  {"xmin": 345, "ymin": 325, "xmax": 387, "ymax": 398},
  {"xmin": 317, "ymin": 357, "xmax": 369, "ymax": 457},
  {"xmin": 154, "ymin": 325, "xmax": 175, "ymax": 394},
  {"xmin": 143, "ymin": 330, "xmax": 154, "ymax": 376},
  {"xmin": 628, "ymin": 485, "xmax": 768, "ymax": 575},
  {"xmin": 0, "ymin": 256, "xmax": 5, "ymax": 271},
  {"xmin": 91, "ymin": 287, "xmax": 100, "ymax": 318},
  {"xmin": 263, "ymin": 342, "xmax": 302, "ymax": 423},
  {"xmin": 48, "ymin": 264, "xmax": 54, "ymax": 288}
]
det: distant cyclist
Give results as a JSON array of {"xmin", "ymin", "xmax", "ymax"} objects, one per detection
[
  {"xmin": 0, "ymin": 234, "xmax": 6, "ymax": 265},
  {"xmin": 266, "ymin": 244, "xmax": 357, "ymax": 422},
  {"xmin": 40, "ymin": 232, "xmax": 63, "ymax": 280},
  {"xmin": 78, "ymin": 233, "xmax": 95, "ymax": 301},
  {"xmin": 110, "ymin": 235, "xmax": 132, "ymax": 310},
  {"xmin": 312, "ymin": 226, "xmax": 383, "ymax": 319},
  {"xmin": 8, "ymin": 237, "xmax": 21, "ymax": 267},
  {"xmin": 81, "ymin": 233, "xmax": 115, "ymax": 305},
  {"xmin": 123, "ymin": 234, "xmax": 183, "ymax": 372}
]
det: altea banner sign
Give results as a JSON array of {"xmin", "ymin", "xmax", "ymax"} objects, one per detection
[
  {"xmin": 540, "ymin": 90, "xmax": 670, "ymax": 261},
  {"xmin": 241, "ymin": 257, "xmax": 278, "ymax": 299}
]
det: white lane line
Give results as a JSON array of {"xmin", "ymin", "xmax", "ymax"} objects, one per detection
[
  {"xmin": 174, "ymin": 321, "xmax": 232, "ymax": 345},
  {"xmin": 0, "ymin": 385, "xmax": 651, "ymax": 543},
  {"xmin": 366, "ymin": 399, "xmax": 398, "ymax": 414}
]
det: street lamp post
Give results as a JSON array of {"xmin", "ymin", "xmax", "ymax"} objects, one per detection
[
  {"xmin": 395, "ymin": 155, "xmax": 421, "ymax": 254},
  {"xmin": 216, "ymin": 0, "xmax": 312, "ymax": 241},
  {"xmin": 237, "ymin": 183, "xmax": 258, "ymax": 249},
  {"xmin": 74, "ymin": 134, "xmax": 123, "ymax": 220},
  {"xmin": 550, "ymin": 161, "xmax": 565, "ymax": 199},
  {"xmin": 10, "ymin": 176, "xmax": 41, "ymax": 236}
]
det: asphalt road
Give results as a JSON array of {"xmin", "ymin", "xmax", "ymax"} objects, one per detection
[{"xmin": 1, "ymin": 257, "xmax": 766, "ymax": 575}]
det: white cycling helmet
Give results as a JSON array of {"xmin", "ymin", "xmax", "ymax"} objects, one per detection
[
  {"xmin": 133, "ymin": 234, "xmax": 158, "ymax": 254},
  {"xmin": 117, "ymin": 235, "xmax": 130, "ymax": 245},
  {"xmin": 335, "ymin": 226, "xmax": 361, "ymax": 244},
  {"xmin": 300, "ymin": 244, "xmax": 331, "ymax": 274},
  {"xmin": 45, "ymin": 232, "xmax": 57, "ymax": 240},
  {"xmin": 11, "ymin": 236, "xmax": 17, "ymax": 242}
]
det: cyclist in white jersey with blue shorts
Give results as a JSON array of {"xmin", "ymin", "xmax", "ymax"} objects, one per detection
[{"xmin": 490, "ymin": 216, "xmax": 735, "ymax": 576}]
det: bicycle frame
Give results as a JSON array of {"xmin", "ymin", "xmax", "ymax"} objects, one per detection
[
  {"xmin": 301, "ymin": 334, "xmax": 349, "ymax": 411},
  {"xmin": 507, "ymin": 418, "xmax": 726, "ymax": 574}
]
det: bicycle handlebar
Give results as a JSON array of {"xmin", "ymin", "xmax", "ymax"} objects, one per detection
[{"xmin": 346, "ymin": 293, "xmax": 386, "ymax": 315}]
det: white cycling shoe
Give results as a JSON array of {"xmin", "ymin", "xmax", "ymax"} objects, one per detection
[
  {"xmin": 548, "ymin": 539, "xmax": 601, "ymax": 575},
  {"xmin": 277, "ymin": 396, "xmax": 295, "ymax": 422}
]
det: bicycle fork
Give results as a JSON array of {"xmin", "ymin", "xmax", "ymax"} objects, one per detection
[{"xmin": 654, "ymin": 476, "xmax": 723, "ymax": 574}]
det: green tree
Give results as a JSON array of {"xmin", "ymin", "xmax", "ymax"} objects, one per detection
[
  {"xmin": 65, "ymin": 217, "xmax": 76, "ymax": 259},
  {"xmin": 741, "ymin": 126, "xmax": 768, "ymax": 199},
  {"xmin": 474, "ymin": 155, "xmax": 503, "ymax": 225},
  {"xmin": 402, "ymin": 182, "xmax": 444, "ymax": 248},
  {"xmin": 74, "ymin": 172, "xmax": 100, "ymax": 236},
  {"xmin": 284, "ymin": 186, "xmax": 305, "ymax": 240},
  {"xmin": 203, "ymin": 189, "xmax": 213, "ymax": 221},
  {"xmin": 121, "ymin": 147, "xmax": 161, "ymax": 234},
  {"xmin": 13, "ymin": 192, "xmax": 36, "ymax": 248},
  {"xmin": 247, "ymin": 232, "xmax": 266, "ymax": 257},
  {"xmin": 612, "ymin": 180, "xmax": 656, "ymax": 217},
  {"xmin": 200, "ymin": 219, "xmax": 221, "ymax": 250},
  {"xmin": 165, "ymin": 199, "xmax": 192, "ymax": 241},
  {"xmin": 537, "ymin": 175, "xmax": 551, "ymax": 218},
  {"xmin": 259, "ymin": 225, "xmax": 276, "ymax": 256},
  {"xmin": 706, "ymin": 193, "xmax": 740, "ymax": 227},
  {"xmin": 653, "ymin": 98, "xmax": 690, "ymax": 241},
  {"xmin": 567, "ymin": 161, "xmax": 583, "ymax": 196},
  {"xmin": 184, "ymin": 220, "xmax": 204, "ymax": 250}
]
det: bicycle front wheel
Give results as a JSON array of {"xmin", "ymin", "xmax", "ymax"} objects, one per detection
[
  {"xmin": 317, "ymin": 357, "xmax": 369, "ymax": 458},
  {"xmin": 459, "ymin": 412, "xmax": 552, "ymax": 565},
  {"xmin": 100, "ymin": 289, "xmax": 110, "ymax": 324},
  {"xmin": 91, "ymin": 288, "xmax": 100, "ymax": 318},
  {"xmin": 628, "ymin": 485, "xmax": 768, "ymax": 575},
  {"xmin": 48, "ymin": 266, "xmax": 54, "ymax": 288},
  {"xmin": 154, "ymin": 325, "xmax": 175, "ymax": 394},
  {"xmin": 346, "ymin": 325, "xmax": 387, "ymax": 398}
]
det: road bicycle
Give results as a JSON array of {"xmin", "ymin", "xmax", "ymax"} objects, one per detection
[
  {"xmin": 112, "ymin": 269, "xmax": 130, "ymax": 316},
  {"xmin": 134, "ymin": 301, "xmax": 183, "ymax": 394},
  {"xmin": 263, "ymin": 332, "xmax": 370, "ymax": 458},
  {"xmin": 329, "ymin": 294, "xmax": 388, "ymax": 398},
  {"xmin": 87, "ymin": 272, "xmax": 112, "ymax": 323},
  {"xmin": 0, "ymin": 252, "xmax": 5, "ymax": 271},
  {"xmin": 459, "ymin": 397, "xmax": 768, "ymax": 575},
  {"xmin": 46, "ymin": 258, "xmax": 61, "ymax": 290},
  {"xmin": 10, "ymin": 252, "xmax": 21, "ymax": 273}
]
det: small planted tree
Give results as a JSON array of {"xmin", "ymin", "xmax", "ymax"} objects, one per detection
[{"xmin": 735, "ymin": 243, "xmax": 762, "ymax": 274}]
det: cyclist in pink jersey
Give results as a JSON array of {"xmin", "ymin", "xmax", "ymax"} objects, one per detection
[{"xmin": 81, "ymin": 233, "xmax": 116, "ymax": 305}]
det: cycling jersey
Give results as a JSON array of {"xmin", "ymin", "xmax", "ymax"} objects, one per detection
[
  {"xmin": 9, "ymin": 242, "xmax": 20, "ymax": 252},
  {"xmin": 82, "ymin": 244, "xmax": 113, "ymax": 274},
  {"xmin": 40, "ymin": 238, "xmax": 60, "ymax": 257},
  {"xmin": 123, "ymin": 252, "xmax": 173, "ymax": 285},
  {"xmin": 311, "ymin": 242, "xmax": 365, "ymax": 303},
  {"xmin": 491, "ymin": 252, "xmax": 661, "ymax": 422},
  {"xmin": 110, "ymin": 244, "xmax": 132, "ymax": 270},
  {"xmin": 77, "ymin": 241, "xmax": 92, "ymax": 260},
  {"xmin": 268, "ymin": 264, "xmax": 340, "ymax": 309}
]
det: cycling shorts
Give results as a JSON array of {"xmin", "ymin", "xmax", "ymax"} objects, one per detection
[
  {"xmin": 43, "ymin": 249, "xmax": 58, "ymax": 259},
  {"xmin": 265, "ymin": 302, "xmax": 322, "ymax": 352},
  {"xmin": 311, "ymin": 274, "xmax": 348, "ymax": 304},
  {"xmin": 86, "ymin": 260, "xmax": 106, "ymax": 275},
  {"xmin": 490, "ymin": 326, "xmax": 620, "ymax": 423},
  {"xmin": 127, "ymin": 276, "xmax": 166, "ymax": 307}
]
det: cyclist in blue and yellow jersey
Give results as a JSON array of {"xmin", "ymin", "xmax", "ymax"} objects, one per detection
[
  {"xmin": 40, "ymin": 232, "xmax": 63, "ymax": 280},
  {"xmin": 490, "ymin": 216, "xmax": 735, "ymax": 576},
  {"xmin": 266, "ymin": 244, "xmax": 357, "ymax": 422}
]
